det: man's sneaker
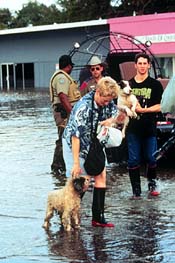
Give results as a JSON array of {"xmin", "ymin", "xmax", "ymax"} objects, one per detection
[
  {"xmin": 92, "ymin": 220, "xmax": 114, "ymax": 227},
  {"xmin": 148, "ymin": 180, "xmax": 160, "ymax": 196},
  {"xmin": 150, "ymin": 190, "xmax": 160, "ymax": 196}
]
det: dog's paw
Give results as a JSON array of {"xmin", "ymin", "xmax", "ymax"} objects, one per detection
[
  {"xmin": 133, "ymin": 112, "xmax": 137, "ymax": 118},
  {"xmin": 125, "ymin": 108, "xmax": 133, "ymax": 117}
]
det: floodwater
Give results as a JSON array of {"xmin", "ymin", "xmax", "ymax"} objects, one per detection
[{"xmin": 0, "ymin": 90, "xmax": 175, "ymax": 263}]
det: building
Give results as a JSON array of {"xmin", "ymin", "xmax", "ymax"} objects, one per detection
[
  {"xmin": 0, "ymin": 12, "xmax": 175, "ymax": 90},
  {"xmin": 0, "ymin": 20, "xmax": 108, "ymax": 91}
]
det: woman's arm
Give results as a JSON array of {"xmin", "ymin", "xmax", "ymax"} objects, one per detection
[
  {"xmin": 71, "ymin": 136, "xmax": 82, "ymax": 178},
  {"xmin": 100, "ymin": 111, "xmax": 127, "ymax": 126}
]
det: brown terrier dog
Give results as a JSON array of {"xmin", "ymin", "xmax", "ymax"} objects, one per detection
[{"xmin": 42, "ymin": 177, "xmax": 89, "ymax": 231}]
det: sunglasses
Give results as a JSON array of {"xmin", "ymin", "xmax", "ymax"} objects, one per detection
[{"xmin": 90, "ymin": 66, "xmax": 101, "ymax": 72}]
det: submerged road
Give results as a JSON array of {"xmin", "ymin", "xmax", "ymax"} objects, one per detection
[{"xmin": 0, "ymin": 90, "xmax": 175, "ymax": 263}]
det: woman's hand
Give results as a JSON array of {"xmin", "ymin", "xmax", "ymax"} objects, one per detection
[
  {"xmin": 116, "ymin": 111, "xmax": 127, "ymax": 124},
  {"xmin": 100, "ymin": 117, "xmax": 114, "ymax": 127},
  {"xmin": 71, "ymin": 163, "xmax": 82, "ymax": 178},
  {"xmin": 100, "ymin": 112, "xmax": 127, "ymax": 127}
]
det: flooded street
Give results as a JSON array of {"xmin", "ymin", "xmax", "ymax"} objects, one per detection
[{"xmin": 0, "ymin": 90, "xmax": 175, "ymax": 263}]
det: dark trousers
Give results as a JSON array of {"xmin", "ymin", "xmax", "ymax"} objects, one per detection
[{"xmin": 51, "ymin": 125, "xmax": 66, "ymax": 171}]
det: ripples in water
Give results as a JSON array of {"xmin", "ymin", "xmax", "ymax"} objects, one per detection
[{"xmin": 0, "ymin": 91, "xmax": 175, "ymax": 262}]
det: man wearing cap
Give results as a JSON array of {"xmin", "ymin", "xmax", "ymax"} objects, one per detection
[
  {"xmin": 50, "ymin": 54, "xmax": 81, "ymax": 176},
  {"xmin": 80, "ymin": 56, "xmax": 105, "ymax": 96}
]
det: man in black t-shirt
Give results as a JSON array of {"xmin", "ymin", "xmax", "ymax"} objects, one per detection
[{"xmin": 127, "ymin": 53, "xmax": 163, "ymax": 199}]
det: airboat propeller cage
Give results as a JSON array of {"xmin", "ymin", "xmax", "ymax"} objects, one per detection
[{"xmin": 69, "ymin": 31, "xmax": 162, "ymax": 83}]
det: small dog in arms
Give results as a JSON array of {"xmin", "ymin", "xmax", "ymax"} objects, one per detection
[
  {"xmin": 42, "ymin": 177, "xmax": 89, "ymax": 231},
  {"xmin": 117, "ymin": 80, "xmax": 138, "ymax": 138}
]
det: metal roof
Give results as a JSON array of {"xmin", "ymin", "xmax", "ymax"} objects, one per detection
[{"xmin": 0, "ymin": 19, "xmax": 107, "ymax": 35}]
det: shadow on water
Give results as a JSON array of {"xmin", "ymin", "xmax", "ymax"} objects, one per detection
[{"xmin": 0, "ymin": 90, "xmax": 175, "ymax": 262}]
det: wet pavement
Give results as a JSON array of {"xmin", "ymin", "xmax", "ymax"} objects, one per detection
[{"xmin": 0, "ymin": 90, "xmax": 175, "ymax": 263}]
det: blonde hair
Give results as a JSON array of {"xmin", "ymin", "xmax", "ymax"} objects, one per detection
[{"xmin": 96, "ymin": 76, "xmax": 119, "ymax": 98}]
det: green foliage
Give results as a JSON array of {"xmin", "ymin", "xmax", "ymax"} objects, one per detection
[
  {"xmin": 0, "ymin": 0, "xmax": 175, "ymax": 29},
  {"xmin": 0, "ymin": 8, "xmax": 12, "ymax": 29},
  {"xmin": 57, "ymin": 0, "xmax": 115, "ymax": 22},
  {"xmin": 112, "ymin": 0, "xmax": 175, "ymax": 16},
  {"xmin": 11, "ymin": 1, "xmax": 62, "ymax": 28}
]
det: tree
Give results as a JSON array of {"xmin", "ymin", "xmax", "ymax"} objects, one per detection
[
  {"xmin": 57, "ymin": 0, "xmax": 175, "ymax": 22},
  {"xmin": 57, "ymin": 0, "xmax": 115, "ymax": 22},
  {"xmin": 11, "ymin": 1, "xmax": 62, "ymax": 28},
  {"xmin": 1, "ymin": 0, "xmax": 175, "ymax": 30},
  {"xmin": 0, "ymin": 8, "xmax": 12, "ymax": 29},
  {"xmin": 112, "ymin": 0, "xmax": 175, "ymax": 16}
]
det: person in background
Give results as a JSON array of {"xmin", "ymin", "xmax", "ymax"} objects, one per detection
[
  {"xmin": 127, "ymin": 53, "xmax": 163, "ymax": 199},
  {"xmin": 50, "ymin": 55, "xmax": 81, "ymax": 176},
  {"xmin": 80, "ymin": 56, "xmax": 105, "ymax": 96},
  {"xmin": 62, "ymin": 76, "xmax": 125, "ymax": 227}
]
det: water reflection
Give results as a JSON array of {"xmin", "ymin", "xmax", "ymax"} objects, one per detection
[
  {"xmin": 90, "ymin": 230, "xmax": 110, "ymax": 262},
  {"xmin": 127, "ymin": 205, "xmax": 159, "ymax": 262},
  {"xmin": 46, "ymin": 229, "xmax": 91, "ymax": 262},
  {"xmin": 46, "ymin": 226, "xmax": 116, "ymax": 262},
  {"xmin": 51, "ymin": 174, "xmax": 67, "ymax": 189}
]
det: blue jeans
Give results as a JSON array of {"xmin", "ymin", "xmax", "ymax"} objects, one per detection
[{"xmin": 127, "ymin": 133, "xmax": 157, "ymax": 169}]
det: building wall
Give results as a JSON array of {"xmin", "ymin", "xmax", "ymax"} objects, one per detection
[{"xmin": 0, "ymin": 24, "xmax": 108, "ymax": 89}]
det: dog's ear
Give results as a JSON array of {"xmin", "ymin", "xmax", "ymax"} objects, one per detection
[
  {"xmin": 73, "ymin": 177, "xmax": 85, "ymax": 195},
  {"xmin": 128, "ymin": 80, "xmax": 132, "ymax": 86},
  {"xmin": 118, "ymin": 80, "xmax": 125, "ymax": 89}
]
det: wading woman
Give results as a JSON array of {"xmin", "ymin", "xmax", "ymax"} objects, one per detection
[{"xmin": 62, "ymin": 76, "xmax": 123, "ymax": 227}]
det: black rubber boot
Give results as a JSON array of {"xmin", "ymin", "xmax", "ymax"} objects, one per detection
[
  {"xmin": 51, "ymin": 126, "xmax": 66, "ymax": 175},
  {"xmin": 51, "ymin": 140, "xmax": 66, "ymax": 170},
  {"xmin": 146, "ymin": 166, "xmax": 159, "ymax": 196},
  {"xmin": 129, "ymin": 168, "xmax": 141, "ymax": 199},
  {"xmin": 92, "ymin": 187, "xmax": 114, "ymax": 227},
  {"xmin": 146, "ymin": 166, "xmax": 156, "ymax": 180}
]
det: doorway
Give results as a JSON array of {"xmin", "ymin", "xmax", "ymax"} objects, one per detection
[{"xmin": 0, "ymin": 63, "xmax": 34, "ymax": 91}]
